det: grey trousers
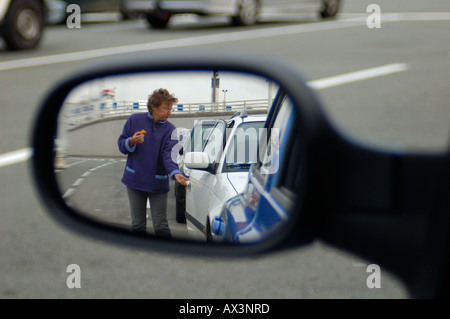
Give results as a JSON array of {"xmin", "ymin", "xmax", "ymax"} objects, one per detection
[{"xmin": 126, "ymin": 186, "xmax": 171, "ymax": 238}]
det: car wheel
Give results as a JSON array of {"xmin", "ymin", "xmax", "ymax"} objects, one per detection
[
  {"xmin": 320, "ymin": 0, "xmax": 340, "ymax": 18},
  {"xmin": 232, "ymin": 0, "xmax": 259, "ymax": 26},
  {"xmin": 206, "ymin": 217, "xmax": 213, "ymax": 242},
  {"xmin": 146, "ymin": 10, "xmax": 171, "ymax": 29},
  {"xmin": 119, "ymin": 0, "xmax": 132, "ymax": 20},
  {"xmin": 3, "ymin": 0, "xmax": 44, "ymax": 50},
  {"xmin": 175, "ymin": 182, "xmax": 186, "ymax": 223}
]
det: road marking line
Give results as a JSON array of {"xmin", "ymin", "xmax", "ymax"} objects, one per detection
[
  {"xmin": 1, "ymin": 12, "xmax": 448, "ymax": 71},
  {"xmin": 0, "ymin": 19, "xmax": 367, "ymax": 71},
  {"xmin": 382, "ymin": 12, "xmax": 450, "ymax": 22},
  {"xmin": 308, "ymin": 63, "xmax": 409, "ymax": 90},
  {"xmin": 0, "ymin": 147, "xmax": 32, "ymax": 168},
  {"xmin": 64, "ymin": 159, "xmax": 87, "ymax": 168},
  {"xmin": 60, "ymin": 159, "xmax": 119, "ymax": 198},
  {"xmin": 73, "ymin": 178, "xmax": 85, "ymax": 186},
  {"xmin": 62, "ymin": 188, "xmax": 76, "ymax": 199}
]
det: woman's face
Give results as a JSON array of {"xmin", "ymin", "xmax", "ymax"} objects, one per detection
[{"xmin": 151, "ymin": 101, "xmax": 173, "ymax": 122}]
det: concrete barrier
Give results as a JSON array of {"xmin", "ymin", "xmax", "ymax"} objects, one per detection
[{"xmin": 62, "ymin": 110, "xmax": 267, "ymax": 157}]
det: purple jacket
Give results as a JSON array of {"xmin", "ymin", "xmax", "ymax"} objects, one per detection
[{"xmin": 118, "ymin": 113, "xmax": 180, "ymax": 193}]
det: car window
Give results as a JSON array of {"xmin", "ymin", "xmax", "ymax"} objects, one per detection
[
  {"xmin": 203, "ymin": 121, "xmax": 226, "ymax": 164},
  {"xmin": 258, "ymin": 95, "xmax": 295, "ymax": 183},
  {"xmin": 278, "ymin": 126, "xmax": 302, "ymax": 195},
  {"xmin": 224, "ymin": 121, "xmax": 265, "ymax": 172},
  {"xmin": 189, "ymin": 122, "xmax": 215, "ymax": 152}
]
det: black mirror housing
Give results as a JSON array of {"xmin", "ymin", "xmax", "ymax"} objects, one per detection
[
  {"xmin": 31, "ymin": 49, "xmax": 450, "ymax": 298},
  {"xmin": 31, "ymin": 49, "xmax": 330, "ymax": 256}
]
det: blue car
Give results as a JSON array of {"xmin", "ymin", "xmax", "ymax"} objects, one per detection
[{"xmin": 212, "ymin": 89, "xmax": 301, "ymax": 243}]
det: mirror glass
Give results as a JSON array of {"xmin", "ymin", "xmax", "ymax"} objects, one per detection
[{"xmin": 54, "ymin": 70, "xmax": 293, "ymax": 244}]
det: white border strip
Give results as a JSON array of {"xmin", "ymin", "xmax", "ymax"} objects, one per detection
[
  {"xmin": 1, "ymin": 12, "xmax": 448, "ymax": 71},
  {"xmin": 308, "ymin": 63, "xmax": 409, "ymax": 90},
  {"xmin": 0, "ymin": 19, "xmax": 366, "ymax": 71},
  {"xmin": 0, "ymin": 147, "xmax": 33, "ymax": 168}
]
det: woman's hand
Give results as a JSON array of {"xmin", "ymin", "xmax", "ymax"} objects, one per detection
[
  {"xmin": 174, "ymin": 173, "xmax": 190, "ymax": 186},
  {"xmin": 129, "ymin": 131, "xmax": 145, "ymax": 146}
]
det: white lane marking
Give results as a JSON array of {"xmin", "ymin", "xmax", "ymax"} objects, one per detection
[
  {"xmin": 380, "ymin": 12, "xmax": 450, "ymax": 22},
  {"xmin": 1, "ymin": 12, "xmax": 448, "ymax": 71},
  {"xmin": 0, "ymin": 19, "xmax": 368, "ymax": 71},
  {"xmin": 308, "ymin": 63, "xmax": 409, "ymax": 90},
  {"xmin": 72, "ymin": 178, "xmax": 85, "ymax": 186},
  {"xmin": 64, "ymin": 159, "xmax": 87, "ymax": 168},
  {"xmin": 0, "ymin": 147, "xmax": 32, "ymax": 168},
  {"xmin": 61, "ymin": 160, "xmax": 117, "ymax": 199},
  {"xmin": 1, "ymin": 12, "xmax": 449, "ymax": 71},
  {"xmin": 62, "ymin": 188, "xmax": 76, "ymax": 199}
]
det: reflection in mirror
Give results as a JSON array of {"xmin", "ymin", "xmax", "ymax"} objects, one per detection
[{"xmin": 54, "ymin": 70, "xmax": 290, "ymax": 244}]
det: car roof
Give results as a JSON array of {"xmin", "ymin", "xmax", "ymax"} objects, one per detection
[
  {"xmin": 190, "ymin": 114, "xmax": 266, "ymax": 131},
  {"xmin": 242, "ymin": 115, "xmax": 267, "ymax": 121},
  {"xmin": 227, "ymin": 114, "xmax": 267, "ymax": 125},
  {"xmin": 193, "ymin": 119, "xmax": 219, "ymax": 126}
]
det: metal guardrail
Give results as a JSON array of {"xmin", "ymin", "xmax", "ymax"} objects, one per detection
[{"xmin": 63, "ymin": 99, "xmax": 271, "ymax": 129}]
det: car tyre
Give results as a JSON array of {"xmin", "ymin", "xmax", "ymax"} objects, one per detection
[
  {"xmin": 146, "ymin": 10, "xmax": 171, "ymax": 29},
  {"xmin": 206, "ymin": 217, "xmax": 213, "ymax": 242},
  {"xmin": 320, "ymin": 0, "xmax": 340, "ymax": 18},
  {"xmin": 175, "ymin": 181, "xmax": 186, "ymax": 223},
  {"xmin": 3, "ymin": 0, "xmax": 44, "ymax": 50},
  {"xmin": 232, "ymin": 0, "xmax": 259, "ymax": 26}
]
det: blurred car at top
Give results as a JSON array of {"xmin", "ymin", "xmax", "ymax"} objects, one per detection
[
  {"xmin": 66, "ymin": 0, "xmax": 131, "ymax": 19},
  {"xmin": 57, "ymin": 0, "xmax": 131, "ymax": 23},
  {"xmin": 0, "ymin": 0, "xmax": 67, "ymax": 50},
  {"xmin": 46, "ymin": 0, "xmax": 66, "ymax": 24},
  {"xmin": 212, "ymin": 89, "xmax": 298, "ymax": 243},
  {"xmin": 126, "ymin": 0, "xmax": 341, "ymax": 29},
  {"xmin": 0, "ymin": 0, "xmax": 126, "ymax": 50},
  {"xmin": 183, "ymin": 112, "xmax": 267, "ymax": 241}
]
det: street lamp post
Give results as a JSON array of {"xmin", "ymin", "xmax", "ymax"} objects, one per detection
[{"xmin": 222, "ymin": 89, "xmax": 228, "ymax": 110}]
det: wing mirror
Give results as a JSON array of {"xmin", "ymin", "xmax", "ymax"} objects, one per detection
[
  {"xmin": 184, "ymin": 152, "xmax": 211, "ymax": 170},
  {"xmin": 31, "ymin": 50, "xmax": 450, "ymax": 298},
  {"xmin": 31, "ymin": 50, "xmax": 325, "ymax": 256}
]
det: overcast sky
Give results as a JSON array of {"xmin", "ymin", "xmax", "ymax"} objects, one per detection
[{"xmin": 65, "ymin": 70, "xmax": 279, "ymax": 105}]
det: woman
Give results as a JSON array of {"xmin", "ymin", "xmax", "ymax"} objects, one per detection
[{"xmin": 118, "ymin": 88, "xmax": 189, "ymax": 238}]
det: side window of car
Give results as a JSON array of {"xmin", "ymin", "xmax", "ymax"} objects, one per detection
[
  {"xmin": 189, "ymin": 122, "xmax": 215, "ymax": 152},
  {"xmin": 201, "ymin": 126, "xmax": 215, "ymax": 149},
  {"xmin": 203, "ymin": 121, "xmax": 226, "ymax": 164},
  {"xmin": 264, "ymin": 96, "xmax": 300, "ymax": 211},
  {"xmin": 258, "ymin": 95, "xmax": 295, "ymax": 184},
  {"xmin": 277, "ymin": 126, "xmax": 302, "ymax": 196},
  {"xmin": 227, "ymin": 121, "xmax": 265, "ymax": 165}
]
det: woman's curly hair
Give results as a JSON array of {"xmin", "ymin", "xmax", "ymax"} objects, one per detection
[{"xmin": 147, "ymin": 88, "xmax": 178, "ymax": 112}]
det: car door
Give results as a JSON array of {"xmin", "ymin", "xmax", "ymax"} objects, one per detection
[
  {"xmin": 242, "ymin": 99, "xmax": 299, "ymax": 242},
  {"xmin": 217, "ymin": 92, "xmax": 298, "ymax": 243},
  {"xmin": 255, "ymin": 91, "xmax": 296, "ymax": 191},
  {"xmin": 185, "ymin": 120, "xmax": 227, "ymax": 239}
]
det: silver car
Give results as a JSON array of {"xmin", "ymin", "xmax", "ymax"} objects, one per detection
[{"xmin": 127, "ymin": 0, "xmax": 341, "ymax": 29}]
